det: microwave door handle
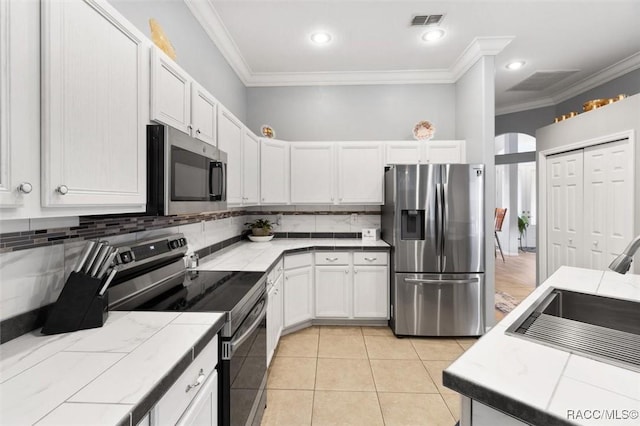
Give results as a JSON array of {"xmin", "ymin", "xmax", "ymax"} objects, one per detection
[{"xmin": 220, "ymin": 163, "xmax": 226, "ymax": 201}]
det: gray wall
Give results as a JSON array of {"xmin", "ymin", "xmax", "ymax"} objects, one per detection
[
  {"xmin": 455, "ymin": 56, "xmax": 497, "ymax": 329},
  {"xmin": 110, "ymin": 0, "xmax": 248, "ymax": 121},
  {"xmin": 246, "ymin": 84, "xmax": 456, "ymax": 141},
  {"xmin": 495, "ymin": 106, "xmax": 556, "ymax": 137},
  {"xmin": 495, "ymin": 68, "xmax": 640, "ymax": 137}
]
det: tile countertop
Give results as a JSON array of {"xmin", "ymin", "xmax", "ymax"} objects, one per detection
[
  {"xmin": 0, "ymin": 311, "xmax": 225, "ymax": 426},
  {"xmin": 197, "ymin": 238, "xmax": 390, "ymax": 272},
  {"xmin": 443, "ymin": 266, "xmax": 640, "ymax": 426}
]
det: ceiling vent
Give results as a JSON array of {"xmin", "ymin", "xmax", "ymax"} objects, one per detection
[
  {"xmin": 411, "ymin": 14, "xmax": 444, "ymax": 26},
  {"xmin": 507, "ymin": 70, "xmax": 579, "ymax": 91}
]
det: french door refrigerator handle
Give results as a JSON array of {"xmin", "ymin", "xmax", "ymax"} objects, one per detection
[
  {"xmin": 441, "ymin": 180, "xmax": 448, "ymax": 270},
  {"xmin": 403, "ymin": 278, "xmax": 478, "ymax": 285},
  {"xmin": 435, "ymin": 182, "xmax": 442, "ymax": 272}
]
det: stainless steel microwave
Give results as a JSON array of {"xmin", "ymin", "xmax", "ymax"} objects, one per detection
[{"xmin": 147, "ymin": 124, "xmax": 227, "ymax": 215}]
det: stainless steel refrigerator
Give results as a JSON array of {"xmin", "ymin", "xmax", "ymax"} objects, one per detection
[{"xmin": 382, "ymin": 164, "xmax": 485, "ymax": 336}]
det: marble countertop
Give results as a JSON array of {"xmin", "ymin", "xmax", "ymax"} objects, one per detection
[
  {"xmin": 444, "ymin": 266, "xmax": 640, "ymax": 426},
  {"xmin": 0, "ymin": 311, "xmax": 225, "ymax": 426},
  {"xmin": 197, "ymin": 238, "xmax": 390, "ymax": 272}
]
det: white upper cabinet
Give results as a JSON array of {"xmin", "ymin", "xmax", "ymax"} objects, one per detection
[
  {"xmin": 217, "ymin": 107, "xmax": 243, "ymax": 205},
  {"xmin": 190, "ymin": 82, "xmax": 217, "ymax": 145},
  {"xmin": 384, "ymin": 140, "xmax": 466, "ymax": 165},
  {"xmin": 337, "ymin": 142, "xmax": 383, "ymax": 204},
  {"xmin": 385, "ymin": 142, "xmax": 422, "ymax": 165},
  {"xmin": 151, "ymin": 48, "xmax": 218, "ymax": 145},
  {"xmin": 260, "ymin": 139, "xmax": 289, "ymax": 205},
  {"xmin": 423, "ymin": 140, "xmax": 466, "ymax": 163},
  {"xmin": 242, "ymin": 130, "xmax": 260, "ymax": 205},
  {"xmin": 41, "ymin": 0, "xmax": 147, "ymax": 209},
  {"xmin": 0, "ymin": 0, "xmax": 39, "ymax": 214},
  {"xmin": 150, "ymin": 47, "xmax": 191, "ymax": 135},
  {"xmin": 290, "ymin": 142, "xmax": 335, "ymax": 204}
]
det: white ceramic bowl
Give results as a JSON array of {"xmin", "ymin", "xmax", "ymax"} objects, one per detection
[{"xmin": 248, "ymin": 235, "xmax": 274, "ymax": 242}]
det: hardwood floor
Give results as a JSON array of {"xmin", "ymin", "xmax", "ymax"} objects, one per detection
[{"xmin": 494, "ymin": 251, "xmax": 536, "ymax": 321}]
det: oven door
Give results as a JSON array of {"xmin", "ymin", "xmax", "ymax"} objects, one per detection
[{"xmin": 221, "ymin": 295, "xmax": 267, "ymax": 426}]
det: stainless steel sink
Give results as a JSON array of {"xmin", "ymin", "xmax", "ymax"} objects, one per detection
[{"xmin": 506, "ymin": 288, "xmax": 640, "ymax": 371}]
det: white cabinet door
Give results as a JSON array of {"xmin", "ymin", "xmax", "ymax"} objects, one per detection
[
  {"xmin": 385, "ymin": 142, "xmax": 422, "ymax": 165},
  {"xmin": 242, "ymin": 130, "xmax": 260, "ymax": 205},
  {"xmin": 315, "ymin": 266, "xmax": 351, "ymax": 318},
  {"xmin": 337, "ymin": 143, "xmax": 383, "ymax": 204},
  {"xmin": 267, "ymin": 273, "xmax": 284, "ymax": 367},
  {"xmin": 583, "ymin": 140, "xmax": 633, "ymax": 270},
  {"xmin": 150, "ymin": 47, "xmax": 191, "ymax": 135},
  {"xmin": 547, "ymin": 150, "xmax": 584, "ymax": 276},
  {"xmin": 353, "ymin": 266, "xmax": 388, "ymax": 319},
  {"xmin": 424, "ymin": 140, "xmax": 466, "ymax": 163},
  {"xmin": 176, "ymin": 370, "xmax": 218, "ymax": 426},
  {"xmin": 41, "ymin": 0, "xmax": 147, "ymax": 208},
  {"xmin": 283, "ymin": 266, "xmax": 314, "ymax": 327},
  {"xmin": 191, "ymin": 82, "xmax": 217, "ymax": 145},
  {"xmin": 260, "ymin": 139, "xmax": 289, "ymax": 204},
  {"xmin": 290, "ymin": 143, "xmax": 334, "ymax": 204},
  {"xmin": 0, "ymin": 0, "xmax": 39, "ymax": 212},
  {"xmin": 217, "ymin": 108, "xmax": 243, "ymax": 205}
]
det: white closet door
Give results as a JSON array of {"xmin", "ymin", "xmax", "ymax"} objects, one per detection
[
  {"xmin": 547, "ymin": 150, "xmax": 583, "ymax": 276},
  {"xmin": 584, "ymin": 140, "xmax": 633, "ymax": 270}
]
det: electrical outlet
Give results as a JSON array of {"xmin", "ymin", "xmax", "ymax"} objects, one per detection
[
  {"xmin": 350, "ymin": 213, "xmax": 358, "ymax": 224},
  {"xmin": 276, "ymin": 214, "xmax": 283, "ymax": 226}
]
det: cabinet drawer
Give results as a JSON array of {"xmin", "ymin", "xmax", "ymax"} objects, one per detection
[
  {"xmin": 155, "ymin": 335, "xmax": 219, "ymax": 426},
  {"xmin": 315, "ymin": 252, "xmax": 350, "ymax": 265},
  {"xmin": 354, "ymin": 252, "xmax": 388, "ymax": 265},
  {"xmin": 285, "ymin": 253, "xmax": 313, "ymax": 270}
]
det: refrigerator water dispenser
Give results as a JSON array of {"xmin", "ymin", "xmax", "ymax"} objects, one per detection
[{"xmin": 401, "ymin": 210, "xmax": 425, "ymax": 240}]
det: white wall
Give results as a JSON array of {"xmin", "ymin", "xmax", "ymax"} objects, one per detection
[
  {"xmin": 536, "ymin": 94, "xmax": 640, "ymax": 281},
  {"xmin": 455, "ymin": 56, "xmax": 497, "ymax": 328},
  {"xmin": 247, "ymin": 84, "xmax": 456, "ymax": 141},
  {"xmin": 109, "ymin": 0, "xmax": 248, "ymax": 121}
]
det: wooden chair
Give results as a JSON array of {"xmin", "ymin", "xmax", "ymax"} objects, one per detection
[{"xmin": 495, "ymin": 208, "xmax": 507, "ymax": 262}]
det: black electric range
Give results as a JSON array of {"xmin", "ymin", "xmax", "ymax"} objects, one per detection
[{"xmin": 105, "ymin": 234, "xmax": 268, "ymax": 426}]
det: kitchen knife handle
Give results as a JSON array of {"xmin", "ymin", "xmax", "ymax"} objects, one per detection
[{"xmin": 74, "ymin": 241, "xmax": 96, "ymax": 272}]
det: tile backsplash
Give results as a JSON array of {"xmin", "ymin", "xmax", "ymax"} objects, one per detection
[{"xmin": 0, "ymin": 207, "xmax": 380, "ymax": 343}]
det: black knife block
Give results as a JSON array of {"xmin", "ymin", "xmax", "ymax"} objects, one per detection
[{"xmin": 41, "ymin": 271, "xmax": 109, "ymax": 335}]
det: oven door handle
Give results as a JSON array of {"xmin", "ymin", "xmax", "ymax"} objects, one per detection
[{"xmin": 224, "ymin": 300, "xmax": 267, "ymax": 360}]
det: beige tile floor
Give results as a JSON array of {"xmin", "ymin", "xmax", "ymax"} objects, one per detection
[{"xmin": 261, "ymin": 325, "xmax": 478, "ymax": 426}]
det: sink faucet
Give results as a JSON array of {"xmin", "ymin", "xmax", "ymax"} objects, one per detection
[{"xmin": 608, "ymin": 234, "xmax": 640, "ymax": 274}]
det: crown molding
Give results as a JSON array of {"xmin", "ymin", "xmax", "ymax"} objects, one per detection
[
  {"xmin": 495, "ymin": 97, "xmax": 555, "ymax": 116},
  {"xmin": 246, "ymin": 69, "xmax": 454, "ymax": 87},
  {"xmin": 183, "ymin": 0, "xmax": 252, "ymax": 84},
  {"xmin": 550, "ymin": 51, "xmax": 640, "ymax": 104},
  {"xmin": 450, "ymin": 36, "xmax": 514, "ymax": 81}
]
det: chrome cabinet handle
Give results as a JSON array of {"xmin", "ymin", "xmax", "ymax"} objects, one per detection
[
  {"xmin": 354, "ymin": 269, "xmax": 358, "ymax": 274},
  {"xmin": 364, "ymin": 257, "xmax": 377, "ymax": 261},
  {"xmin": 18, "ymin": 182, "xmax": 33, "ymax": 194},
  {"xmin": 185, "ymin": 369, "xmax": 205, "ymax": 392},
  {"xmin": 187, "ymin": 124, "xmax": 193, "ymax": 130},
  {"xmin": 345, "ymin": 269, "xmax": 349, "ymax": 274},
  {"xmin": 196, "ymin": 129, "xmax": 201, "ymax": 134},
  {"xmin": 262, "ymin": 198, "xmax": 265, "ymax": 201},
  {"xmin": 326, "ymin": 257, "xmax": 339, "ymax": 262},
  {"xmin": 56, "ymin": 185, "xmax": 68, "ymax": 195}
]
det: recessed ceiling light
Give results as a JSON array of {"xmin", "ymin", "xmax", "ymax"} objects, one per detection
[
  {"xmin": 421, "ymin": 28, "xmax": 445, "ymax": 42},
  {"xmin": 310, "ymin": 32, "xmax": 332, "ymax": 45},
  {"xmin": 506, "ymin": 61, "xmax": 526, "ymax": 70}
]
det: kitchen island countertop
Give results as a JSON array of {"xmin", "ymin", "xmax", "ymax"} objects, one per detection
[{"xmin": 444, "ymin": 266, "xmax": 640, "ymax": 426}]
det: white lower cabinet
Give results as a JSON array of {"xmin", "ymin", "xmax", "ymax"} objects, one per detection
[
  {"xmin": 283, "ymin": 253, "xmax": 314, "ymax": 328},
  {"xmin": 267, "ymin": 273, "xmax": 284, "ymax": 367},
  {"xmin": 315, "ymin": 266, "xmax": 351, "ymax": 318},
  {"xmin": 176, "ymin": 371, "xmax": 218, "ymax": 426},
  {"xmin": 353, "ymin": 266, "xmax": 388, "ymax": 318},
  {"xmin": 152, "ymin": 335, "xmax": 219, "ymax": 426}
]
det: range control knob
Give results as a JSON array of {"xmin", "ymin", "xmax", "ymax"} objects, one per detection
[
  {"xmin": 180, "ymin": 238, "xmax": 187, "ymax": 246},
  {"xmin": 120, "ymin": 251, "xmax": 133, "ymax": 264},
  {"xmin": 169, "ymin": 240, "xmax": 180, "ymax": 249}
]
